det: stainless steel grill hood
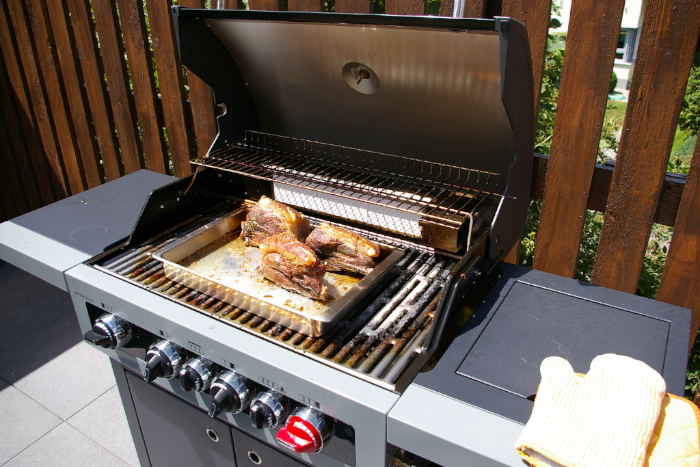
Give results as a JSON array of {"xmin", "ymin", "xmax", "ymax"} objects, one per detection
[{"xmin": 172, "ymin": 9, "xmax": 534, "ymax": 260}]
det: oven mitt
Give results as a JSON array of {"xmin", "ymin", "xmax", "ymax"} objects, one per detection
[
  {"xmin": 515, "ymin": 354, "xmax": 667, "ymax": 467},
  {"xmin": 645, "ymin": 393, "xmax": 700, "ymax": 467}
]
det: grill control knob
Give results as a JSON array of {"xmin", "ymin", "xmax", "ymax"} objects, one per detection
[
  {"xmin": 250, "ymin": 390, "xmax": 289, "ymax": 429},
  {"xmin": 208, "ymin": 371, "xmax": 255, "ymax": 418},
  {"xmin": 179, "ymin": 357, "xmax": 216, "ymax": 392},
  {"xmin": 276, "ymin": 407, "xmax": 333, "ymax": 454},
  {"xmin": 144, "ymin": 340, "xmax": 186, "ymax": 382},
  {"xmin": 84, "ymin": 314, "xmax": 132, "ymax": 350}
]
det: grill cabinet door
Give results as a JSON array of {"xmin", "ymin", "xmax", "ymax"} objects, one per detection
[
  {"xmin": 231, "ymin": 427, "xmax": 308, "ymax": 467},
  {"xmin": 125, "ymin": 372, "xmax": 237, "ymax": 467}
]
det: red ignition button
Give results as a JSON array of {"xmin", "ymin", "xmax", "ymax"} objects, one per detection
[
  {"xmin": 276, "ymin": 417, "xmax": 322, "ymax": 453},
  {"xmin": 275, "ymin": 407, "xmax": 332, "ymax": 454}
]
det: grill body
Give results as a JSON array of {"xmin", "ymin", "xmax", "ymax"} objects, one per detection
[{"xmin": 0, "ymin": 9, "xmax": 692, "ymax": 467}]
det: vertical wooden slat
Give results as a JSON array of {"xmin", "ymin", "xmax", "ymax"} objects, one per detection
[
  {"xmin": 465, "ymin": 0, "xmax": 486, "ymax": 17},
  {"xmin": 44, "ymin": 0, "xmax": 103, "ymax": 188},
  {"xmin": 500, "ymin": 0, "xmax": 552, "ymax": 264},
  {"xmin": 0, "ymin": 41, "xmax": 43, "ymax": 211},
  {"xmin": 180, "ymin": 0, "xmax": 218, "ymax": 160},
  {"xmin": 116, "ymin": 0, "xmax": 168, "ymax": 174},
  {"xmin": 501, "ymin": 0, "xmax": 551, "ymax": 113},
  {"xmin": 0, "ymin": 1, "xmax": 65, "ymax": 201},
  {"xmin": 288, "ymin": 0, "xmax": 324, "ymax": 11},
  {"xmin": 656, "ymin": 136, "xmax": 700, "ymax": 350},
  {"xmin": 591, "ymin": 0, "xmax": 700, "ymax": 293},
  {"xmin": 0, "ymin": 111, "xmax": 28, "ymax": 218},
  {"xmin": 147, "ymin": 0, "xmax": 193, "ymax": 178},
  {"xmin": 440, "ymin": 0, "xmax": 485, "ymax": 17},
  {"xmin": 532, "ymin": 0, "xmax": 625, "ymax": 277},
  {"xmin": 248, "ymin": 0, "xmax": 283, "ymax": 10},
  {"xmin": 66, "ymin": 0, "xmax": 122, "ymax": 182},
  {"xmin": 0, "ymin": 194, "xmax": 8, "ymax": 223},
  {"xmin": 335, "ymin": 0, "xmax": 372, "ymax": 13},
  {"xmin": 386, "ymin": 0, "xmax": 426, "ymax": 15},
  {"xmin": 19, "ymin": 0, "xmax": 87, "ymax": 194},
  {"xmin": 92, "ymin": 0, "xmax": 143, "ymax": 175},
  {"xmin": 439, "ymin": 0, "xmax": 454, "ymax": 16},
  {"xmin": 0, "ymin": 200, "xmax": 8, "ymax": 223}
]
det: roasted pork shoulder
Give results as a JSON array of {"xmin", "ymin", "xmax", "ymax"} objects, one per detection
[
  {"xmin": 259, "ymin": 233, "xmax": 328, "ymax": 301},
  {"xmin": 306, "ymin": 223, "xmax": 380, "ymax": 275},
  {"xmin": 240, "ymin": 196, "xmax": 311, "ymax": 246}
]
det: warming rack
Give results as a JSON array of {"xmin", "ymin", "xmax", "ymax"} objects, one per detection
[{"xmin": 192, "ymin": 131, "xmax": 502, "ymax": 232}]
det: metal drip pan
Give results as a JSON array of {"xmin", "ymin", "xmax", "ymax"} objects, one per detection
[{"xmin": 153, "ymin": 207, "xmax": 404, "ymax": 336}]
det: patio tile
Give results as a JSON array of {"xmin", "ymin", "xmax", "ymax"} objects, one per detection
[
  {"xmin": 68, "ymin": 386, "xmax": 141, "ymax": 467},
  {"xmin": 0, "ymin": 380, "xmax": 62, "ymax": 465},
  {"xmin": 0, "ymin": 306, "xmax": 83, "ymax": 384},
  {"xmin": 0, "ymin": 262, "xmax": 78, "ymax": 353},
  {"xmin": 3, "ymin": 422, "xmax": 131, "ymax": 467},
  {"xmin": 5, "ymin": 341, "xmax": 115, "ymax": 420}
]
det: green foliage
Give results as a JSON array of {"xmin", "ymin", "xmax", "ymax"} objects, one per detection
[
  {"xmin": 668, "ymin": 133, "xmax": 696, "ymax": 174},
  {"xmin": 666, "ymin": 135, "xmax": 698, "ymax": 175},
  {"xmin": 574, "ymin": 211, "xmax": 604, "ymax": 282},
  {"xmin": 687, "ymin": 334, "xmax": 700, "ymax": 398},
  {"xmin": 637, "ymin": 225, "xmax": 671, "ymax": 300},
  {"xmin": 679, "ymin": 66, "xmax": 700, "ymax": 135},
  {"xmin": 426, "ymin": 0, "xmax": 440, "ymax": 15},
  {"xmin": 535, "ymin": 47, "xmax": 564, "ymax": 155},
  {"xmin": 517, "ymin": 200, "xmax": 541, "ymax": 268},
  {"xmin": 609, "ymin": 71, "xmax": 617, "ymax": 94},
  {"xmin": 534, "ymin": 12, "xmax": 567, "ymax": 156},
  {"xmin": 598, "ymin": 107, "xmax": 621, "ymax": 164}
]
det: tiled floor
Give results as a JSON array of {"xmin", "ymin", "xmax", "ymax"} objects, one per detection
[{"xmin": 0, "ymin": 261, "xmax": 141, "ymax": 467}]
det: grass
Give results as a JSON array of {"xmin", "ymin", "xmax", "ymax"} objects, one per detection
[
  {"xmin": 671, "ymin": 128, "xmax": 691, "ymax": 154},
  {"xmin": 604, "ymin": 100, "xmax": 627, "ymax": 122}
]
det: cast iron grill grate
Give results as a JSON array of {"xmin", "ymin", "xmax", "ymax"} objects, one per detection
[{"xmin": 94, "ymin": 211, "xmax": 456, "ymax": 391}]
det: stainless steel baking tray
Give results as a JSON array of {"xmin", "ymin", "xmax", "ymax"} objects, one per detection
[{"xmin": 153, "ymin": 207, "xmax": 403, "ymax": 336}]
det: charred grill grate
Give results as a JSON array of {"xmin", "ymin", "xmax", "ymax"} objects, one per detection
[
  {"xmin": 94, "ymin": 212, "xmax": 456, "ymax": 391},
  {"xmin": 192, "ymin": 131, "xmax": 502, "ymax": 234}
]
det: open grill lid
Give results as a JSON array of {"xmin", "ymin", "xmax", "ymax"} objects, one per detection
[{"xmin": 171, "ymin": 9, "xmax": 534, "ymax": 259}]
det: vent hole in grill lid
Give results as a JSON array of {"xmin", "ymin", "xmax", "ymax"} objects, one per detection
[{"xmin": 342, "ymin": 62, "xmax": 379, "ymax": 95}]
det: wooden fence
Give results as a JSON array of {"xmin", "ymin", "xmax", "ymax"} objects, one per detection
[{"xmin": 1, "ymin": 0, "xmax": 700, "ymax": 348}]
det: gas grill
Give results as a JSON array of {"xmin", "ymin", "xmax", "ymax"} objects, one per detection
[{"xmin": 0, "ymin": 8, "xmax": 692, "ymax": 467}]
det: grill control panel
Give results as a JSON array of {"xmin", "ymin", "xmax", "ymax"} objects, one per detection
[{"xmin": 81, "ymin": 310, "xmax": 356, "ymax": 464}]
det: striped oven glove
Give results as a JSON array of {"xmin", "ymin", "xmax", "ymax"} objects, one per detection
[{"xmin": 515, "ymin": 354, "xmax": 667, "ymax": 467}]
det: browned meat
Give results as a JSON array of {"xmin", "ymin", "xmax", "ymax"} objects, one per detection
[
  {"xmin": 260, "ymin": 234, "xmax": 327, "ymax": 301},
  {"xmin": 305, "ymin": 223, "xmax": 380, "ymax": 275},
  {"xmin": 240, "ymin": 196, "xmax": 311, "ymax": 246}
]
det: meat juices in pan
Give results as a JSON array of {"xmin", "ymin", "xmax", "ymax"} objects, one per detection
[
  {"xmin": 240, "ymin": 196, "xmax": 311, "ymax": 246},
  {"xmin": 306, "ymin": 223, "xmax": 380, "ymax": 275},
  {"xmin": 259, "ymin": 233, "xmax": 328, "ymax": 301}
]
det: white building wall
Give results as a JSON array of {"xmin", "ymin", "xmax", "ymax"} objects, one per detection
[{"xmin": 553, "ymin": 0, "xmax": 645, "ymax": 91}]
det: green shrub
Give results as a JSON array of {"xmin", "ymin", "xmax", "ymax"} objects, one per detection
[
  {"xmin": 609, "ymin": 71, "xmax": 618, "ymax": 94},
  {"xmin": 679, "ymin": 66, "xmax": 700, "ymax": 135},
  {"xmin": 535, "ymin": 47, "xmax": 564, "ymax": 155}
]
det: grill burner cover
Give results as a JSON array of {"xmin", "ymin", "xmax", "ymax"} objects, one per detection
[{"xmin": 457, "ymin": 282, "xmax": 670, "ymax": 399}]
